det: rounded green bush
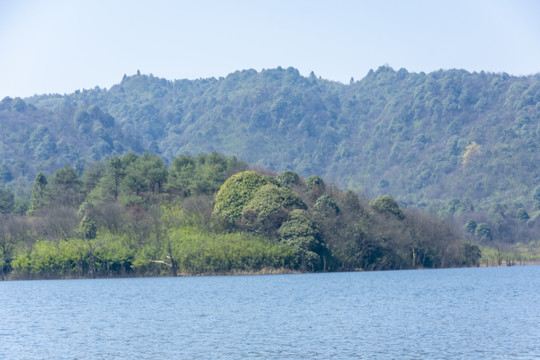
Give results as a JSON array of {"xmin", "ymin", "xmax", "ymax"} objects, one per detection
[{"xmin": 213, "ymin": 171, "xmax": 271, "ymax": 223}]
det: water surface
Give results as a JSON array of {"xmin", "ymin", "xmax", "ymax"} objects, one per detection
[{"xmin": 1, "ymin": 266, "xmax": 539, "ymax": 359}]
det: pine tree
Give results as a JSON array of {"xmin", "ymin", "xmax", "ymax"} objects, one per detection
[{"xmin": 28, "ymin": 172, "xmax": 47, "ymax": 214}]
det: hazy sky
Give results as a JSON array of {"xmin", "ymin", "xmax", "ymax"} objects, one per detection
[{"xmin": 1, "ymin": 0, "xmax": 539, "ymax": 99}]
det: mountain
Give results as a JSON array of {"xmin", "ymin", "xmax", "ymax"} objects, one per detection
[{"xmin": 1, "ymin": 66, "xmax": 539, "ymax": 243}]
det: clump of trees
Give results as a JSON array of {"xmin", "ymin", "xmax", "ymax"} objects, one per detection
[
  {"xmin": 212, "ymin": 169, "xmax": 480, "ymax": 272},
  {"xmin": 1, "ymin": 152, "xmax": 481, "ymax": 280}
]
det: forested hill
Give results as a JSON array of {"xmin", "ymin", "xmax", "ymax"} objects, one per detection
[{"xmin": 1, "ymin": 66, "xmax": 539, "ymax": 243}]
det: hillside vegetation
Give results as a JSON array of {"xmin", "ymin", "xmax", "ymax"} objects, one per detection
[
  {"xmin": 0, "ymin": 152, "xmax": 484, "ymax": 280},
  {"xmin": 0, "ymin": 66, "xmax": 539, "ymax": 245}
]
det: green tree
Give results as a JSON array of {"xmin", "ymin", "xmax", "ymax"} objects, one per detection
[
  {"xmin": 28, "ymin": 172, "xmax": 48, "ymax": 214},
  {"xmin": 192, "ymin": 152, "xmax": 247, "ymax": 195},
  {"xmin": 103, "ymin": 156, "xmax": 127, "ymax": 200},
  {"xmin": 305, "ymin": 175, "xmax": 326, "ymax": 201},
  {"xmin": 369, "ymin": 195, "xmax": 404, "ymax": 219},
  {"xmin": 167, "ymin": 152, "xmax": 247, "ymax": 197},
  {"xmin": 277, "ymin": 170, "xmax": 301, "ymax": 188},
  {"xmin": 213, "ymin": 171, "xmax": 271, "ymax": 224},
  {"xmin": 278, "ymin": 209, "xmax": 324, "ymax": 271},
  {"xmin": 340, "ymin": 190, "xmax": 364, "ymax": 214},
  {"xmin": 314, "ymin": 194, "xmax": 340, "ymax": 215},
  {"xmin": 462, "ymin": 242, "xmax": 481, "ymax": 266},
  {"xmin": 12, "ymin": 198, "xmax": 29, "ymax": 215},
  {"xmin": 119, "ymin": 154, "xmax": 162, "ymax": 198},
  {"xmin": 167, "ymin": 154, "xmax": 196, "ymax": 196},
  {"xmin": 438, "ymin": 198, "xmax": 467, "ymax": 217},
  {"xmin": 74, "ymin": 109, "xmax": 91, "ymax": 134},
  {"xmin": 0, "ymin": 187, "xmax": 14, "ymax": 214},
  {"xmin": 48, "ymin": 165, "xmax": 83, "ymax": 207},
  {"xmin": 242, "ymin": 184, "xmax": 306, "ymax": 234},
  {"xmin": 475, "ymin": 223, "xmax": 493, "ymax": 241},
  {"xmin": 88, "ymin": 104, "xmax": 114, "ymax": 128},
  {"xmin": 465, "ymin": 220, "xmax": 477, "ymax": 234},
  {"xmin": 79, "ymin": 215, "xmax": 97, "ymax": 240},
  {"xmin": 516, "ymin": 208, "xmax": 530, "ymax": 222},
  {"xmin": 305, "ymin": 175, "xmax": 325, "ymax": 190},
  {"xmin": 121, "ymin": 168, "xmax": 148, "ymax": 197},
  {"xmin": 0, "ymin": 165, "xmax": 13, "ymax": 183},
  {"xmin": 81, "ymin": 161, "xmax": 106, "ymax": 195},
  {"xmin": 135, "ymin": 153, "xmax": 167, "ymax": 194}
]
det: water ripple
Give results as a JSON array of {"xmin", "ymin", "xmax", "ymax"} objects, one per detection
[{"xmin": 1, "ymin": 266, "xmax": 539, "ymax": 359}]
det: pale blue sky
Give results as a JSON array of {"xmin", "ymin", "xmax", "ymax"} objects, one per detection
[{"xmin": 1, "ymin": 0, "xmax": 539, "ymax": 99}]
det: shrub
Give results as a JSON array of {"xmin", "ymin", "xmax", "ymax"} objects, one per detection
[{"xmin": 369, "ymin": 195, "xmax": 404, "ymax": 219}]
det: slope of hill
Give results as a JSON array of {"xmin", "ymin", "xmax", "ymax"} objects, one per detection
[{"xmin": 1, "ymin": 66, "xmax": 539, "ymax": 243}]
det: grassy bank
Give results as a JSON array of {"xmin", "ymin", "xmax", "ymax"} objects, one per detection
[
  {"xmin": 8, "ymin": 227, "xmax": 295, "ymax": 280},
  {"xmin": 480, "ymin": 242, "xmax": 540, "ymax": 267}
]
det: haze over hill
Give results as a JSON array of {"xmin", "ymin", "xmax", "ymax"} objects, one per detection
[{"xmin": 1, "ymin": 66, "xmax": 539, "ymax": 243}]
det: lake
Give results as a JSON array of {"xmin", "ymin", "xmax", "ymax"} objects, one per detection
[{"xmin": 1, "ymin": 266, "xmax": 539, "ymax": 359}]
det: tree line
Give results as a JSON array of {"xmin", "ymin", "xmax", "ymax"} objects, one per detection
[{"xmin": 0, "ymin": 152, "xmax": 481, "ymax": 280}]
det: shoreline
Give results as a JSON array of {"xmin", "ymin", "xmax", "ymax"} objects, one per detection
[
  {"xmin": 3, "ymin": 262, "xmax": 539, "ymax": 281},
  {"xmin": 479, "ymin": 260, "xmax": 540, "ymax": 267}
]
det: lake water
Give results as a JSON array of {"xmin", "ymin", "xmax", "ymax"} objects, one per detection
[{"xmin": 1, "ymin": 266, "xmax": 539, "ymax": 359}]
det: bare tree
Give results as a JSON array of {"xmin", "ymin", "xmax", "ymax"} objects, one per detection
[
  {"xmin": 32, "ymin": 206, "xmax": 81, "ymax": 240},
  {"xmin": 0, "ymin": 214, "xmax": 31, "ymax": 279}
]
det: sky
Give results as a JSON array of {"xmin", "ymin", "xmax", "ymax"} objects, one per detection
[{"xmin": 1, "ymin": 0, "xmax": 540, "ymax": 99}]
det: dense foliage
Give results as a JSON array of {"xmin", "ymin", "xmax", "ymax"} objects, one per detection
[
  {"xmin": 0, "ymin": 153, "xmax": 482, "ymax": 279},
  {"xmin": 1, "ymin": 66, "xmax": 539, "ymax": 246}
]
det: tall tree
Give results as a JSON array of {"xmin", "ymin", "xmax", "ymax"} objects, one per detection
[
  {"xmin": 0, "ymin": 187, "xmax": 14, "ymax": 214},
  {"xmin": 28, "ymin": 172, "xmax": 48, "ymax": 214},
  {"xmin": 48, "ymin": 165, "xmax": 83, "ymax": 207}
]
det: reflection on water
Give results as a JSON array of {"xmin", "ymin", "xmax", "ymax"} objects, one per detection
[{"xmin": 1, "ymin": 266, "xmax": 539, "ymax": 359}]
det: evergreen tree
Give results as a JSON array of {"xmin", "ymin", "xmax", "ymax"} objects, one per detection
[
  {"xmin": 28, "ymin": 172, "xmax": 48, "ymax": 214},
  {"xmin": 0, "ymin": 187, "xmax": 14, "ymax": 214},
  {"xmin": 0, "ymin": 165, "xmax": 13, "ymax": 183}
]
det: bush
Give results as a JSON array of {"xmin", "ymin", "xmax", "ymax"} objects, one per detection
[
  {"xmin": 314, "ymin": 194, "xmax": 340, "ymax": 215},
  {"xmin": 369, "ymin": 195, "xmax": 404, "ymax": 219},
  {"xmin": 277, "ymin": 170, "xmax": 301, "ymax": 188},
  {"xmin": 213, "ymin": 171, "xmax": 271, "ymax": 224},
  {"xmin": 242, "ymin": 184, "xmax": 306, "ymax": 233},
  {"xmin": 305, "ymin": 175, "xmax": 325, "ymax": 190}
]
